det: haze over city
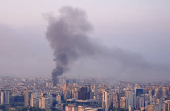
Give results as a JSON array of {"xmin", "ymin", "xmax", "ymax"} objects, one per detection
[
  {"xmin": 1, "ymin": 1, "xmax": 170, "ymax": 111},
  {"xmin": 0, "ymin": 0, "xmax": 170, "ymax": 81}
]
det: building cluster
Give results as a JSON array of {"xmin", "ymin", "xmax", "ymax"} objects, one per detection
[{"xmin": 0, "ymin": 76, "xmax": 170, "ymax": 111}]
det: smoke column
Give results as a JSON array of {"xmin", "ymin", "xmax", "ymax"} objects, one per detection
[
  {"xmin": 45, "ymin": 6, "xmax": 96, "ymax": 86},
  {"xmin": 45, "ymin": 6, "xmax": 170, "ymax": 85}
]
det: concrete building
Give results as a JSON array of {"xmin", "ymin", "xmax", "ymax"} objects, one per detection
[
  {"xmin": 145, "ymin": 104, "xmax": 161, "ymax": 111},
  {"xmin": 1, "ymin": 90, "xmax": 10, "ymax": 104},
  {"xmin": 136, "ymin": 96, "xmax": 144, "ymax": 109},
  {"xmin": 56, "ymin": 94, "xmax": 61, "ymax": 104},
  {"xmin": 78, "ymin": 106, "xmax": 85, "ymax": 111},
  {"xmin": 120, "ymin": 97, "xmax": 127, "ymax": 109},
  {"xmin": 162, "ymin": 100, "xmax": 170, "ymax": 111},
  {"xmin": 102, "ymin": 89, "xmax": 110, "ymax": 109},
  {"xmin": 78, "ymin": 86, "xmax": 90, "ymax": 100},
  {"xmin": 126, "ymin": 90, "xmax": 134, "ymax": 108},
  {"xmin": 112, "ymin": 93, "xmax": 120, "ymax": 108},
  {"xmin": 0, "ymin": 92, "xmax": 4, "ymax": 104},
  {"xmin": 65, "ymin": 104, "xmax": 77, "ymax": 111},
  {"xmin": 30, "ymin": 93, "xmax": 40, "ymax": 107},
  {"xmin": 129, "ymin": 105, "xmax": 134, "ymax": 111},
  {"xmin": 162, "ymin": 87, "xmax": 167, "ymax": 98},
  {"xmin": 24, "ymin": 91, "xmax": 31, "ymax": 106},
  {"xmin": 39, "ymin": 95, "xmax": 52, "ymax": 110}
]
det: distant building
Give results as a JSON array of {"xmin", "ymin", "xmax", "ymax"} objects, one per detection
[
  {"xmin": 65, "ymin": 78, "xmax": 77, "ymax": 84},
  {"xmin": 85, "ymin": 107, "xmax": 106, "ymax": 111},
  {"xmin": 65, "ymin": 104, "xmax": 77, "ymax": 111},
  {"xmin": 126, "ymin": 90, "xmax": 134, "ymax": 108},
  {"xmin": 112, "ymin": 93, "xmax": 120, "ymax": 108},
  {"xmin": 145, "ymin": 103, "xmax": 161, "ymax": 111},
  {"xmin": 136, "ymin": 96, "xmax": 144, "ymax": 109},
  {"xmin": 39, "ymin": 94, "xmax": 52, "ymax": 110},
  {"xmin": 1, "ymin": 90, "xmax": 10, "ymax": 104},
  {"xmin": 30, "ymin": 93, "xmax": 40, "ymax": 107},
  {"xmin": 24, "ymin": 91, "xmax": 31, "ymax": 106},
  {"xmin": 162, "ymin": 100, "xmax": 170, "ymax": 111},
  {"xmin": 78, "ymin": 86, "xmax": 90, "ymax": 100},
  {"xmin": 162, "ymin": 87, "xmax": 167, "ymax": 98},
  {"xmin": 1, "ymin": 91, "xmax": 4, "ymax": 104},
  {"xmin": 149, "ymin": 89, "xmax": 154, "ymax": 96},
  {"xmin": 136, "ymin": 89, "xmax": 143, "ymax": 97},
  {"xmin": 102, "ymin": 89, "xmax": 111, "ymax": 109},
  {"xmin": 56, "ymin": 94, "xmax": 61, "ymax": 104},
  {"xmin": 129, "ymin": 105, "xmax": 134, "ymax": 111},
  {"xmin": 120, "ymin": 97, "xmax": 127, "ymax": 109}
]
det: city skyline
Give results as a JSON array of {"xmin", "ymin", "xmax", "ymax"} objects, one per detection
[{"xmin": 0, "ymin": 75, "xmax": 170, "ymax": 110}]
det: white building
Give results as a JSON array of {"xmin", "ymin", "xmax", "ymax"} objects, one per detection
[
  {"xmin": 102, "ymin": 89, "xmax": 111, "ymax": 109},
  {"xmin": 126, "ymin": 90, "xmax": 134, "ymax": 108}
]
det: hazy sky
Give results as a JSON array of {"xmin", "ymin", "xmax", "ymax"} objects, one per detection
[{"xmin": 0, "ymin": 0, "xmax": 170, "ymax": 79}]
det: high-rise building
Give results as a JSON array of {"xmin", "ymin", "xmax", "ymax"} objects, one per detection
[
  {"xmin": 112, "ymin": 93, "xmax": 120, "ymax": 109},
  {"xmin": 39, "ymin": 94, "xmax": 52, "ymax": 110},
  {"xmin": 0, "ymin": 90, "xmax": 10, "ymax": 104},
  {"xmin": 24, "ymin": 91, "xmax": 31, "ymax": 106},
  {"xmin": 120, "ymin": 97, "xmax": 127, "ymax": 109},
  {"xmin": 30, "ymin": 97, "xmax": 39, "ymax": 108},
  {"xmin": 78, "ymin": 87, "xmax": 89, "ymax": 100},
  {"xmin": 4, "ymin": 90, "xmax": 9, "ymax": 104},
  {"xmin": 102, "ymin": 89, "xmax": 111, "ymax": 109},
  {"xmin": 162, "ymin": 87, "xmax": 167, "ymax": 98},
  {"xmin": 126, "ymin": 90, "xmax": 134, "ymax": 108},
  {"xmin": 162, "ymin": 100, "xmax": 170, "ymax": 111},
  {"xmin": 136, "ymin": 96, "xmax": 144, "ymax": 109},
  {"xmin": 0, "ymin": 92, "xmax": 4, "ymax": 104},
  {"xmin": 91, "ymin": 84, "xmax": 98, "ymax": 97},
  {"xmin": 30, "ymin": 93, "xmax": 40, "ymax": 107}
]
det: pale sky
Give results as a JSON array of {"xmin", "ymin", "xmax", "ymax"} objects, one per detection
[{"xmin": 0, "ymin": 0, "xmax": 170, "ymax": 79}]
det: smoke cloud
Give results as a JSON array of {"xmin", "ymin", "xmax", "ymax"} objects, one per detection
[
  {"xmin": 45, "ymin": 6, "xmax": 97, "ymax": 86},
  {"xmin": 45, "ymin": 6, "xmax": 170, "ymax": 85}
]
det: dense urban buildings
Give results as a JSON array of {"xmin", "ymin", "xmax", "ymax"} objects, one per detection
[{"xmin": 0, "ymin": 76, "xmax": 170, "ymax": 111}]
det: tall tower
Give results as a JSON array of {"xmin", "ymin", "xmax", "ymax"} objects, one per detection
[
  {"xmin": 25, "ymin": 91, "xmax": 29, "ymax": 106},
  {"xmin": 4, "ymin": 90, "xmax": 9, "ymax": 104},
  {"xmin": 1, "ymin": 92, "xmax": 4, "ymax": 104},
  {"xmin": 102, "ymin": 89, "xmax": 111, "ymax": 109},
  {"xmin": 126, "ymin": 90, "xmax": 134, "ymax": 109},
  {"xmin": 1, "ymin": 90, "xmax": 10, "ymax": 104},
  {"xmin": 24, "ymin": 91, "xmax": 31, "ymax": 106}
]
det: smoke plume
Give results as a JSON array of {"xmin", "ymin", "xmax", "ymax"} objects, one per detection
[
  {"xmin": 45, "ymin": 6, "xmax": 170, "ymax": 85},
  {"xmin": 45, "ymin": 6, "xmax": 96, "ymax": 86}
]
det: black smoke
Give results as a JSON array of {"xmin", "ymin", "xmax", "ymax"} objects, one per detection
[
  {"xmin": 45, "ymin": 6, "xmax": 170, "ymax": 86},
  {"xmin": 45, "ymin": 6, "xmax": 96, "ymax": 86}
]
